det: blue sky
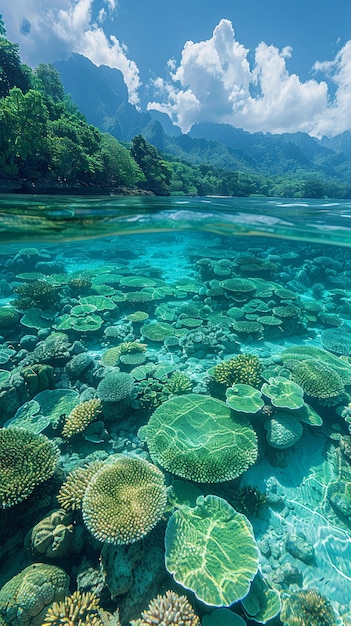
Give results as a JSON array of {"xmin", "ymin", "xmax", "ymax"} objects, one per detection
[{"xmin": 2, "ymin": 0, "xmax": 351, "ymax": 137}]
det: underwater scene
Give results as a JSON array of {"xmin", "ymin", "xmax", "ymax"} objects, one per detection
[{"xmin": 2, "ymin": 195, "xmax": 351, "ymax": 626}]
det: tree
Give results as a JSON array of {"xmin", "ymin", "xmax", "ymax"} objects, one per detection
[
  {"xmin": 0, "ymin": 87, "xmax": 49, "ymax": 175},
  {"xmin": 100, "ymin": 133, "xmax": 145, "ymax": 188},
  {"xmin": 130, "ymin": 134, "xmax": 171, "ymax": 195},
  {"xmin": 0, "ymin": 38, "xmax": 32, "ymax": 97},
  {"xmin": 34, "ymin": 64, "xmax": 65, "ymax": 103},
  {"xmin": 0, "ymin": 14, "xmax": 6, "ymax": 37}
]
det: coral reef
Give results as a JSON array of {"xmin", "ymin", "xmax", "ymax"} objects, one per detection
[
  {"xmin": 142, "ymin": 394, "xmax": 258, "ymax": 482},
  {"xmin": 82, "ymin": 456, "xmax": 167, "ymax": 544},
  {"xmin": 130, "ymin": 590, "xmax": 200, "ymax": 626},
  {"xmin": 280, "ymin": 588, "xmax": 337, "ymax": 626},
  {"xmin": 212, "ymin": 353, "xmax": 262, "ymax": 387},
  {"xmin": 57, "ymin": 460, "xmax": 105, "ymax": 511},
  {"xmin": 0, "ymin": 563, "xmax": 70, "ymax": 626},
  {"xmin": 0, "ymin": 427, "xmax": 59, "ymax": 508},
  {"xmin": 62, "ymin": 399, "xmax": 103, "ymax": 438}
]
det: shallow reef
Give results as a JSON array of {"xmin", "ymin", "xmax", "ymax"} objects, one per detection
[{"xmin": 1, "ymin": 230, "xmax": 351, "ymax": 625}]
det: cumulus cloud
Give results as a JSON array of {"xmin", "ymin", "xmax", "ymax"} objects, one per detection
[
  {"xmin": 147, "ymin": 18, "xmax": 349, "ymax": 137},
  {"xmin": 2, "ymin": 0, "xmax": 141, "ymax": 105}
]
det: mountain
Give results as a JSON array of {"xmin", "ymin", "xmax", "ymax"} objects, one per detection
[
  {"xmin": 321, "ymin": 131, "xmax": 351, "ymax": 158},
  {"xmin": 54, "ymin": 54, "xmax": 351, "ymax": 186},
  {"xmin": 55, "ymin": 54, "xmax": 151, "ymax": 140}
]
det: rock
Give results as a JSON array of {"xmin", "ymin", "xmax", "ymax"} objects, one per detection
[{"xmin": 285, "ymin": 532, "xmax": 315, "ymax": 564}]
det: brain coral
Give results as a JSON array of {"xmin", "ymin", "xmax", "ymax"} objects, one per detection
[
  {"xmin": 130, "ymin": 590, "xmax": 200, "ymax": 626},
  {"xmin": 143, "ymin": 394, "xmax": 258, "ymax": 482},
  {"xmin": 0, "ymin": 563, "xmax": 69, "ymax": 626},
  {"xmin": 82, "ymin": 456, "xmax": 167, "ymax": 544},
  {"xmin": 0, "ymin": 427, "xmax": 59, "ymax": 508}
]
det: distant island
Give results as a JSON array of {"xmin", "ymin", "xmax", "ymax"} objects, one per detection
[{"xmin": 1, "ymin": 15, "xmax": 351, "ymax": 198}]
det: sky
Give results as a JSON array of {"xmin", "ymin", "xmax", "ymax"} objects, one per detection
[{"xmin": 2, "ymin": 0, "xmax": 351, "ymax": 137}]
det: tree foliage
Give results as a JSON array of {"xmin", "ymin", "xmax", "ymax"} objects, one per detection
[{"xmin": 131, "ymin": 134, "xmax": 171, "ymax": 195}]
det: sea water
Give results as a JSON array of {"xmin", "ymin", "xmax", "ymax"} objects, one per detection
[{"xmin": 1, "ymin": 194, "xmax": 351, "ymax": 625}]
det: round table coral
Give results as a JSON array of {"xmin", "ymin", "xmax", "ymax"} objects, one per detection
[
  {"xmin": 82, "ymin": 456, "xmax": 167, "ymax": 544},
  {"xmin": 143, "ymin": 394, "xmax": 258, "ymax": 483}
]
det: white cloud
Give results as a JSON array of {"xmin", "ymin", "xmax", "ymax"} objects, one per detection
[
  {"xmin": 1, "ymin": 0, "xmax": 141, "ymax": 105},
  {"xmin": 147, "ymin": 18, "xmax": 350, "ymax": 137},
  {"xmin": 313, "ymin": 41, "xmax": 351, "ymax": 136}
]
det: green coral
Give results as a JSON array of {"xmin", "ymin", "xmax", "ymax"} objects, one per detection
[
  {"xmin": 97, "ymin": 370, "xmax": 134, "ymax": 402},
  {"xmin": 281, "ymin": 345, "xmax": 351, "ymax": 384},
  {"xmin": 212, "ymin": 354, "xmax": 263, "ymax": 388},
  {"xmin": 241, "ymin": 572, "xmax": 281, "ymax": 623},
  {"xmin": 0, "ymin": 563, "xmax": 70, "ymax": 626},
  {"xmin": 290, "ymin": 359, "xmax": 345, "ymax": 402},
  {"xmin": 165, "ymin": 494, "xmax": 259, "ymax": 606},
  {"xmin": 0, "ymin": 306, "xmax": 20, "ymax": 328},
  {"xmin": 220, "ymin": 278, "xmax": 256, "ymax": 300},
  {"xmin": 82, "ymin": 456, "xmax": 167, "ymax": 544},
  {"xmin": 166, "ymin": 371, "xmax": 193, "ymax": 395},
  {"xmin": 0, "ymin": 428, "xmax": 59, "ymax": 508},
  {"xmin": 143, "ymin": 394, "xmax": 258, "ymax": 483},
  {"xmin": 261, "ymin": 376, "xmax": 305, "ymax": 410},
  {"xmin": 141, "ymin": 322, "xmax": 176, "ymax": 342},
  {"xmin": 14, "ymin": 279, "xmax": 58, "ymax": 309},
  {"xmin": 226, "ymin": 384, "xmax": 264, "ymax": 414}
]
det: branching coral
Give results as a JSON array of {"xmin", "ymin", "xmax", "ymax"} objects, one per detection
[
  {"xmin": 57, "ymin": 460, "xmax": 105, "ymax": 511},
  {"xmin": 280, "ymin": 589, "xmax": 337, "ymax": 626},
  {"xmin": 82, "ymin": 456, "xmax": 167, "ymax": 544},
  {"xmin": 14, "ymin": 279, "xmax": 58, "ymax": 308},
  {"xmin": 213, "ymin": 353, "xmax": 262, "ymax": 388},
  {"xmin": 130, "ymin": 590, "xmax": 200, "ymax": 626},
  {"xmin": 62, "ymin": 399, "xmax": 103, "ymax": 438},
  {"xmin": 41, "ymin": 590, "xmax": 118, "ymax": 626},
  {"xmin": 0, "ymin": 427, "xmax": 59, "ymax": 508},
  {"xmin": 166, "ymin": 371, "xmax": 193, "ymax": 395}
]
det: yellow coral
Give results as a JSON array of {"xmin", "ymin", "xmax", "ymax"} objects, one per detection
[
  {"xmin": 57, "ymin": 460, "xmax": 105, "ymax": 511},
  {"xmin": 130, "ymin": 590, "xmax": 200, "ymax": 626},
  {"xmin": 62, "ymin": 399, "xmax": 102, "ymax": 438},
  {"xmin": 213, "ymin": 353, "xmax": 262, "ymax": 387},
  {"xmin": 42, "ymin": 591, "xmax": 109, "ymax": 626},
  {"xmin": 82, "ymin": 456, "xmax": 167, "ymax": 544}
]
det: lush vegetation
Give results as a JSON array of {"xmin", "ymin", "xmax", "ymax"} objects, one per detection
[
  {"xmin": 1, "ymin": 15, "xmax": 350, "ymax": 197},
  {"xmin": 0, "ymin": 17, "xmax": 147, "ymax": 192}
]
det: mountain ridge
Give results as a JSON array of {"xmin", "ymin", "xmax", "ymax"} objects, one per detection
[{"xmin": 54, "ymin": 54, "xmax": 351, "ymax": 186}]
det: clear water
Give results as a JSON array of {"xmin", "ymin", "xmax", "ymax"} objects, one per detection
[{"xmin": 1, "ymin": 194, "xmax": 351, "ymax": 625}]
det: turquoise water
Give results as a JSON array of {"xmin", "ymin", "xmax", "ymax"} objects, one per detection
[{"xmin": 1, "ymin": 195, "xmax": 351, "ymax": 625}]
